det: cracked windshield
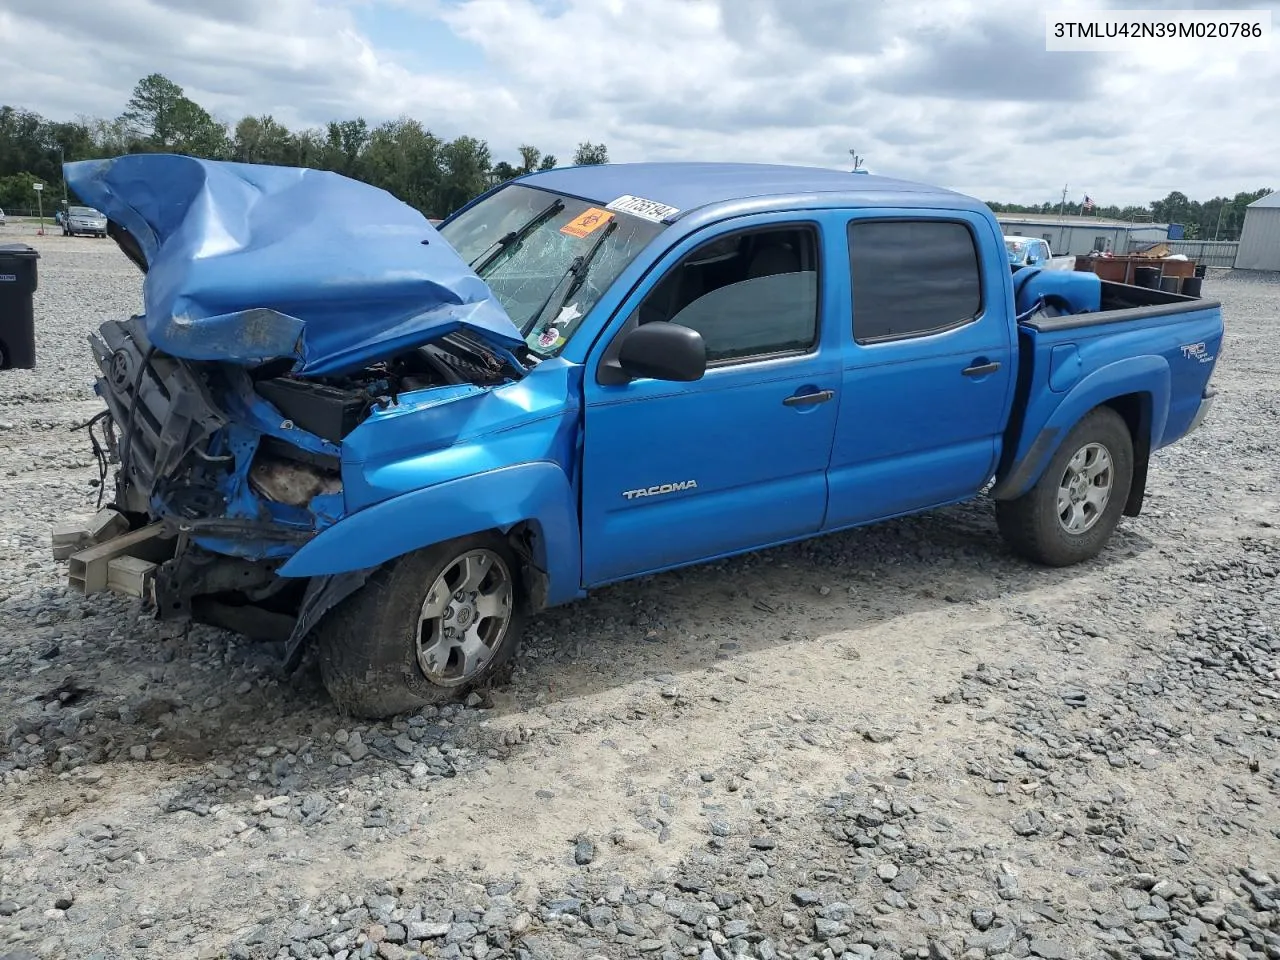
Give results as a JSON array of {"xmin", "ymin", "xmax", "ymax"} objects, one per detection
[{"xmin": 439, "ymin": 184, "xmax": 666, "ymax": 357}]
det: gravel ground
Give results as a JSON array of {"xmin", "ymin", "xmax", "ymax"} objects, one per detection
[{"xmin": 1, "ymin": 235, "xmax": 1278, "ymax": 960}]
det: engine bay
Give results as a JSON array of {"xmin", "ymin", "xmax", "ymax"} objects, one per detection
[{"xmin": 249, "ymin": 334, "xmax": 518, "ymax": 444}]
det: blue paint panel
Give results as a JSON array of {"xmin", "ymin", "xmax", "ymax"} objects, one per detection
[
  {"xmin": 578, "ymin": 209, "xmax": 843, "ymax": 586},
  {"xmin": 1048, "ymin": 344, "xmax": 1082, "ymax": 393},
  {"xmin": 996, "ymin": 305, "xmax": 1223, "ymax": 499},
  {"xmin": 1013, "ymin": 269, "xmax": 1101, "ymax": 315},
  {"xmin": 338, "ymin": 360, "xmax": 582, "ymax": 511},
  {"xmin": 519, "ymin": 163, "xmax": 986, "ymax": 222},
  {"xmin": 278, "ymin": 461, "xmax": 584, "ymax": 607},
  {"xmin": 64, "ymin": 154, "xmax": 525, "ymax": 374},
  {"xmin": 824, "ymin": 208, "xmax": 1014, "ymax": 528},
  {"xmin": 581, "ymin": 359, "xmax": 839, "ymax": 584}
]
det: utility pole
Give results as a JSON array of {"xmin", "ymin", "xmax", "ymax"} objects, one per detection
[
  {"xmin": 58, "ymin": 145, "xmax": 69, "ymax": 208},
  {"xmin": 1213, "ymin": 203, "xmax": 1226, "ymax": 241},
  {"xmin": 33, "ymin": 182, "xmax": 45, "ymax": 236},
  {"xmin": 1058, "ymin": 184, "xmax": 1068, "ymax": 220}
]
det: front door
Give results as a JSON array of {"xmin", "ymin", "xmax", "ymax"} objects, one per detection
[
  {"xmin": 824, "ymin": 212, "xmax": 1015, "ymax": 529},
  {"xmin": 581, "ymin": 217, "xmax": 842, "ymax": 586}
]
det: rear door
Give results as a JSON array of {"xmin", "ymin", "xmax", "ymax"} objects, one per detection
[
  {"xmin": 580, "ymin": 213, "xmax": 843, "ymax": 586},
  {"xmin": 823, "ymin": 211, "xmax": 1015, "ymax": 529}
]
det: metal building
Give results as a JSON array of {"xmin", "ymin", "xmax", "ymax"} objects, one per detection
[
  {"xmin": 994, "ymin": 214, "xmax": 1171, "ymax": 257},
  {"xmin": 1234, "ymin": 191, "xmax": 1280, "ymax": 272}
]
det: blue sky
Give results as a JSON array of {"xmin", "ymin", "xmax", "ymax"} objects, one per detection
[
  {"xmin": 1, "ymin": 0, "xmax": 1276, "ymax": 206},
  {"xmin": 350, "ymin": 3, "xmax": 487, "ymax": 75}
]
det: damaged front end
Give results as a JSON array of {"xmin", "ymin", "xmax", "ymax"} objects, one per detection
[
  {"xmin": 74, "ymin": 313, "xmax": 354, "ymax": 641},
  {"xmin": 70, "ymin": 308, "xmax": 521, "ymax": 650},
  {"xmin": 55, "ymin": 152, "xmax": 532, "ymax": 654}
]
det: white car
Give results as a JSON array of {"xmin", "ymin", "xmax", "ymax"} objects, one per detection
[{"xmin": 1005, "ymin": 235, "xmax": 1074, "ymax": 271}]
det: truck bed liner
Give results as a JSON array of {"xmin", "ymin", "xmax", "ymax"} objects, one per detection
[{"xmin": 1022, "ymin": 287, "xmax": 1221, "ymax": 332}]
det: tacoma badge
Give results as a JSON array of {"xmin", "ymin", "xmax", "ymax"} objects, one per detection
[{"xmin": 622, "ymin": 480, "xmax": 698, "ymax": 500}]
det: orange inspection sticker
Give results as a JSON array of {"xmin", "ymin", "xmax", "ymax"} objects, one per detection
[{"xmin": 560, "ymin": 207, "xmax": 614, "ymax": 238}]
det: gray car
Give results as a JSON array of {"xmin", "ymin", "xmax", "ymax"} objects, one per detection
[{"xmin": 63, "ymin": 205, "xmax": 108, "ymax": 237}]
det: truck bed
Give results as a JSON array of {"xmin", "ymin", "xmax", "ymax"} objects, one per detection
[
  {"xmin": 993, "ymin": 271, "xmax": 1223, "ymax": 506},
  {"xmin": 1022, "ymin": 278, "xmax": 1220, "ymax": 333}
]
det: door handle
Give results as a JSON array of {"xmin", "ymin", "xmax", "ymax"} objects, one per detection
[
  {"xmin": 962, "ymin": 361, "xmax": 1001, "ymax": 377},
  {"xmin": 783, "ymin": 389, "xmax": 835, "ymax": 407}
]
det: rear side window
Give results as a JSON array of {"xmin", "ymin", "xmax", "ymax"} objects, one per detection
[{"xmin": 847, "ymin": 220, "xmax": 983, "ymax": 343}]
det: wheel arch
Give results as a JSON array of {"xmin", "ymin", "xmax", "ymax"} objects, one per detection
[
  {"xmin": 278, "ymin": 461, "xmax": 584, "ymax": 609},
  {"xmin": 993, "ymin": 357, "xmax": 1169, "ymax": 503},
  {"xmin": 1100, "ymin": 392, "xmax": 1153, "ymax": 517}
]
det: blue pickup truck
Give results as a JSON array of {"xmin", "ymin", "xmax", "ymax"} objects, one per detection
[{"xmin": 61, "ymin": 155, "xmax": 1222, "ymax": 718}]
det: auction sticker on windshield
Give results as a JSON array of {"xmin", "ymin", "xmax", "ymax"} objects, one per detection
[
  {"xmin": 606, "ymin": 195, "xmax": 680, "ymax": 223},
  {"xmin": 560, "ymin": 208, "xmax": 614, "ymax": 238}
]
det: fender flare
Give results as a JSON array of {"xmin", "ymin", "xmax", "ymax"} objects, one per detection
[
  {"xmin": 992, "ymin": 355, "xmax": 1170, "ymax": 501},
  {"xmin": 278, "ymin": 461, "xmax": 583, "ymax": 608}
]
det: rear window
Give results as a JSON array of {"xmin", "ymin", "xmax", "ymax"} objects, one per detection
[{"xmin": 848, "ymin": 220, "xmax": 983, "ymax": 343}]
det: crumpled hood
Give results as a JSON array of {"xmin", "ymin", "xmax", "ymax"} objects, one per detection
[{"xmin": 64, "ymin": 154, "xmax": 525, "ymax": 375}]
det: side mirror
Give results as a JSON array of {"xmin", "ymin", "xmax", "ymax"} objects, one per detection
[{"xmin": 617, "ymin": 321, "xmax": 706, "ymax": 382}]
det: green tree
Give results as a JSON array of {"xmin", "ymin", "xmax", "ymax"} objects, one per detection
[
  {"xmin": 168, "ymin": 98, "xmax": 229, "ymax": 158},
  {"xmin": 490, "ymin": 161, "xmax": 521, "ymax": 184},
  {"xmin": 538, "ymin": 154, "xmax": 557, "ymax": 171},
  {"xmin": 436, "ymin": 135, "xmax": 492, "ymax": 215},
  {"xmin": 517, "ymin": 144, "xmax": 541, "ymax": 174},
  {"xmin": 232, "ymin": 115, "xmax": 297, "ymax": 165},
  {"xmin": 572, "ymin": 141, "xmax": 608, "ymax": 165},
  {"xmin": 0, "ymin": 108, "xmax": 47, "ymax": 180},
  {"xmin": 84, "ymin": 116, "xmax": 132, "ymax": 157},
  {"xmin": 0, "ymin": 171, "xmax": 44, "ymax": 215},
  {"xmin": 362, "ymin": 117, "xmax": 443, "ymax": 214},
  {"xmin": 321, "ymin": 118, "xmax": 370, "ymax": 175},
  {"xmin": 118, "ymin": 73, "xmax": 228, "ymax": 158},
  {"xmin": 293, "ymin": 128, "xmax": 327, "ymax": 168}
]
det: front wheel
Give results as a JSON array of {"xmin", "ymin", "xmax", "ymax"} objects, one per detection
[
  {"xmin": 314, "ymin": 534, "xmax": 524, "ymax": 718},
  {"xmin": 996, "ymin": 407, "xmax": 1134, "ymax": 567}
]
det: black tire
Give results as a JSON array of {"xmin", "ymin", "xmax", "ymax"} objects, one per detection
[
  {"xmin": 996, "ymin": 406, "xmax": 1133, "ymax": 567},
  {"xmin": 314, "ymin": 533, "xmax": 524, "ymax": 718}
]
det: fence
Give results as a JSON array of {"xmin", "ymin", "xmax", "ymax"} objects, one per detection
[
  {"xmin": 1, "ymin": 207, "xmax": 60, "ymax": 219},
  {"xmin": 1142, "ymin": 239, "xmax": 1241, "ymax": 268}
]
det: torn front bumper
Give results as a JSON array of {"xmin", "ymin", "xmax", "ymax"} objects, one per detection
[
  {"xmin": 52, "ymin": 506, "xmax": 374, "ymax": 659},
  {"xmin": 54, "ymin": 510, "xmax": 174, "ymax": 599},
  {"xmin": 52, "ymin": 508, "xmax": 311, "ymax": 643}
]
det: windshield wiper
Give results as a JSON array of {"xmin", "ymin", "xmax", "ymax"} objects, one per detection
[
  {"xmin": 468, "ymin": 198, "xmax": 565, "ymax": 273},
  {"xmin": 522, "ymin": 218, "xmax": 619, "ymax": 337}
]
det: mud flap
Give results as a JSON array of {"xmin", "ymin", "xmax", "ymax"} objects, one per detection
[{"xmin": 282, "ymin": 566, "xmax": 380, "ymax": 673}]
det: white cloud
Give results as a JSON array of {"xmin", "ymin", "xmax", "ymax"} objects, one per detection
[{"xmin": 1, "ymin": 0, "xmax": 1276, "ymax": 206}]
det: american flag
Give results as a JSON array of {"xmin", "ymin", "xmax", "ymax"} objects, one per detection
[{"xmin": 1082, "ymin": 195, "xmax": 1095, "ymax": 211}]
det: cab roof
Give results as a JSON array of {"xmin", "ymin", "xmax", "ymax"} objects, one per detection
[{"xmin": 516, "ymin": 162, "xmax": 986, "ymax": 222}]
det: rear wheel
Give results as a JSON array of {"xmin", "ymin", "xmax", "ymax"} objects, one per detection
[
  {"xmin": 314, "ymin": 534, "xmax": 523, "ymax": 718},
  {"xmin": 996, "ymin": 407, "xmax": 1133, "ymax": 566}
]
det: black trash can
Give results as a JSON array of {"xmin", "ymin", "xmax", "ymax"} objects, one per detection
[
  {"xmin": 0, "ymin": 243, "xmax": 40, "ymax": 370},
  {"xmin": 1134, "ymin": 265, "xmax": 1161, "ymax": 289},
  {"xmin": 1159, "ymin": 275, "xmax": 1181, "ymax": 293},
  {"xmin": 1194, "ymin": 264, "xmax": 1207, "ymax": 278},
  {"xmin": 1181, "ymin": 276, "xmax": 1203, "ymax": 298}
]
